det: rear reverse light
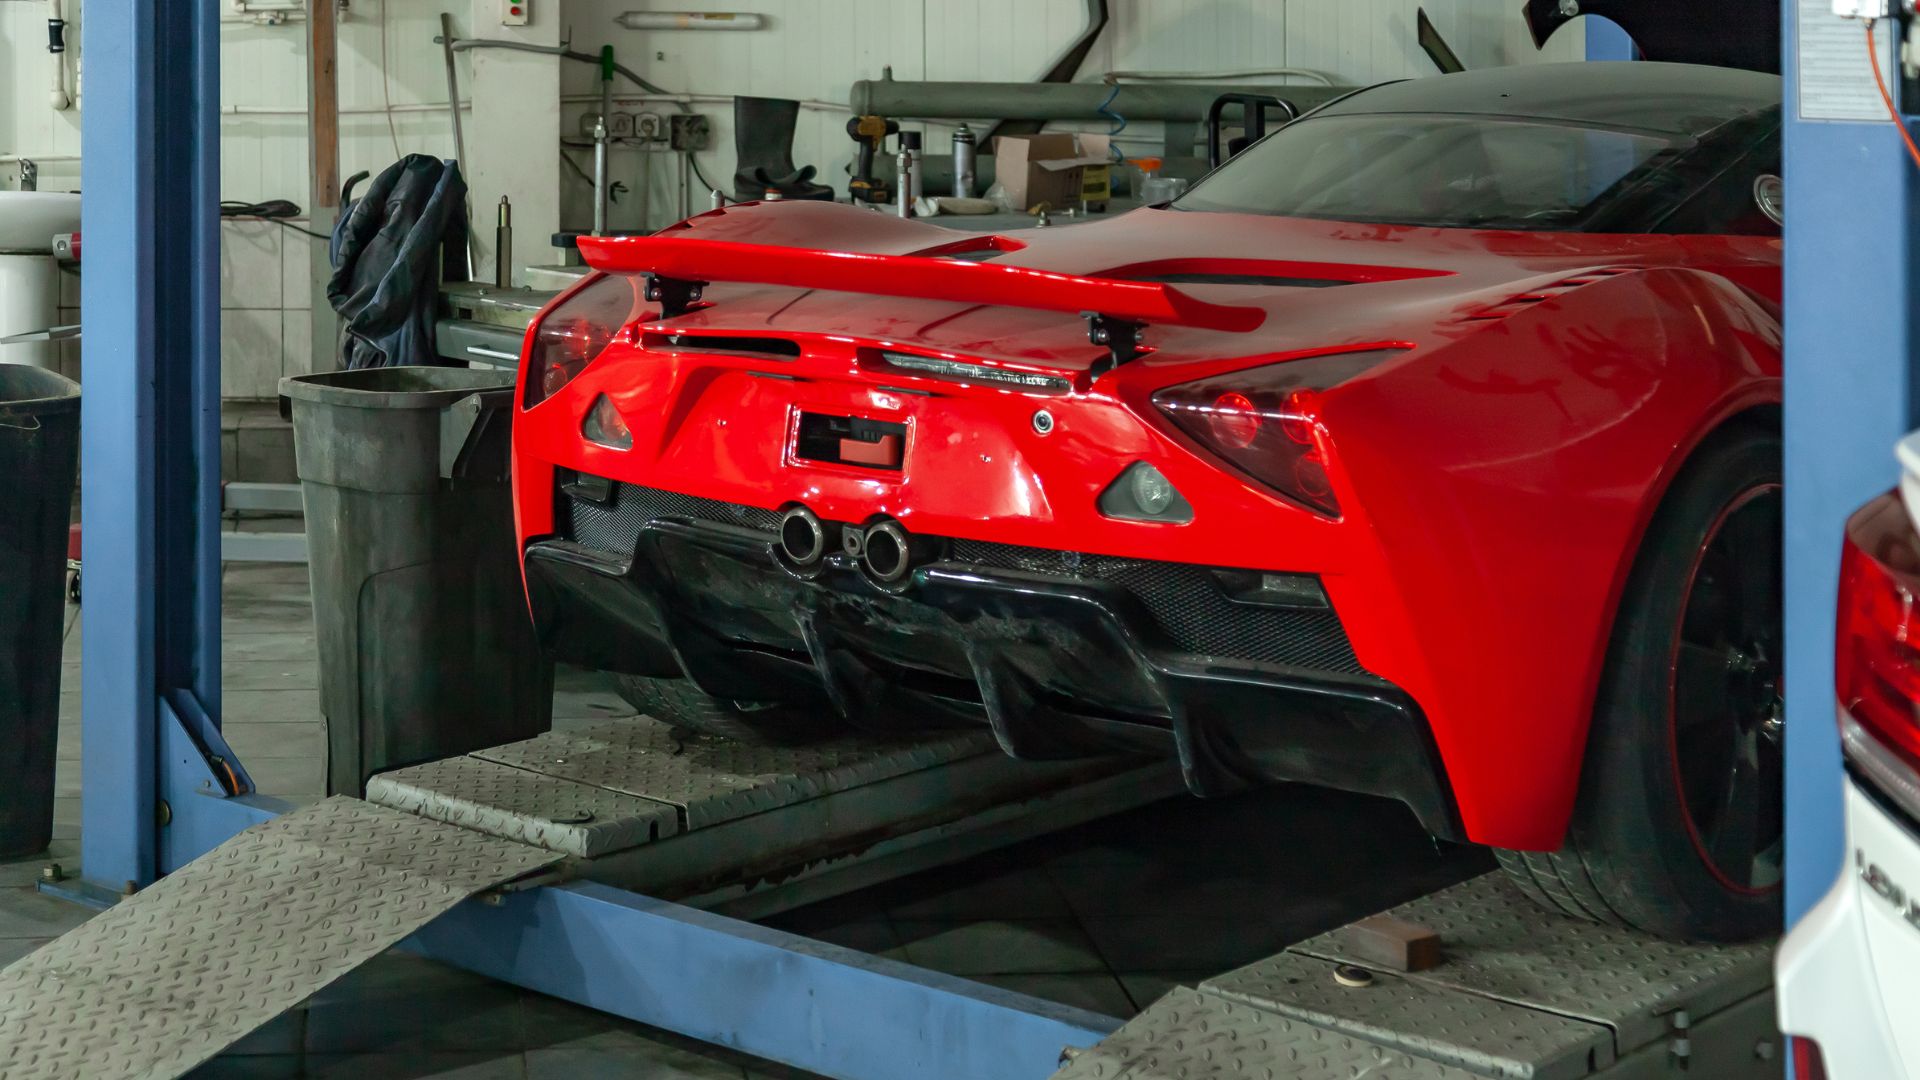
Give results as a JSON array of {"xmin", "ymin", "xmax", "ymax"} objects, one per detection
[
  {"xmin": 523, "ymin": 273, "xmax": 642, "ymax": 408},
  {"xmin": 1836, "ymin": 490, "xmax": 1920, "ymax": 777},
  {"xmin": 1151, "ymin": 349, "xmax": 1398, "ymax": 517}
]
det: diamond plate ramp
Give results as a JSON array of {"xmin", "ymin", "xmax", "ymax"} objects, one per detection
[
  {"xmin": 1203, "ymin": 952, "xmax": 1609, "ymax": 1079},
  {"xmin": 1051, "ymin": 987, "xmax": 1475, "ymax": 1080},
  {"xmin": 1291, "ymin": 874, "xmax": 1772, "ymax": 1057},
  {"xmin": 0, "ymin": 798, "xmax": 560, "ymax": 1080},
  {"xmin": 472, "ymin": 717, "xmax": 997, "ymax": 830}
]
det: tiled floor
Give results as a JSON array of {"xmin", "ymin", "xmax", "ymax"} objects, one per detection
[{"xmin": 5, "ymin": 556, "xmax": 1492, "ymax": 1078}]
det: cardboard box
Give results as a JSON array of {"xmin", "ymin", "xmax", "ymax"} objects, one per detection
[{"xmin": 994, "ymin": 133, "xmax": 1113, "ymax": 212}]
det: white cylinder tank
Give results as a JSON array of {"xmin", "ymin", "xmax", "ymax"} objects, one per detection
[{"xmin": 0, "ymin": 192, "xmax": 81, "ymax": 371}]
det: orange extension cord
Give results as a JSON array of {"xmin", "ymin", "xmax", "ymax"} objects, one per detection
[{"xmin": 1868, "ymin": 20, "xmax": 1920, "ymax": 171}]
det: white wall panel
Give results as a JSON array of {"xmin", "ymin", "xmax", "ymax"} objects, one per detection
[{"xmin": 0, "ymin": 0, "xmax": 1585, "ymax": 396}]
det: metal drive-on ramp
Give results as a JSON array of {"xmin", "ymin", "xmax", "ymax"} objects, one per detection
[
  {"xmin": 1049, "ymin": 874, "xmax": 1781, "ymax": 1080},
  {"xmin": 0, "ymin": 799, "xmax": 561, "ymax": 1080},
  {"xmin": 0, "ymin": 719, "xmax": 1177, "ymax": 1080}
]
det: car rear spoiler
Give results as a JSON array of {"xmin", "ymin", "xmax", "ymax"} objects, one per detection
[{"xmin": 574, "ymin": 234, "xmax": 1266, "ymax": 373}]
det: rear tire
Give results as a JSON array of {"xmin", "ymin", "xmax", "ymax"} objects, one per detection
[
  {"xmin": 611, "ymin": 674, "xmax": 835, "ymax": 744},
  {"xmin": 1498, "ymin": 425, "xmax": 1783, "ymax": 941}
]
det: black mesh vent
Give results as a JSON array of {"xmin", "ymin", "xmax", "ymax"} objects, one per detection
[
  {"xmin": 560, "ymin": 480, "xmax": 781, "ymax": 557},
  {"xmin": 556, "ymin": 481, "xmax": 1365, "ymax": 676},
  {"xmin": 947, "ymin": 541, "xmax": 1366, "ymax": 675}
]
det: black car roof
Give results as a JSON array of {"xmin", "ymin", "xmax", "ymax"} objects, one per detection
[{"xmin": 1317, "ymin": 62, "xmax": 1781, "ymax": 137}]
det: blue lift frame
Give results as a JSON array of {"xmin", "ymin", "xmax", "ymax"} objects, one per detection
[
  {"xmin": 1778, "ymin": 2, "xmax": 1919, "ymax": 926},
  {"xmin": 73, "ymin": 5, "xmax": 1118, "ymax": 1076}
]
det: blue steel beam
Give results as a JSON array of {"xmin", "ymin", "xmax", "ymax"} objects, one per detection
[
  {"xmin": 1585, "ymin": 15, "xmax": 1637, "ymax": 61},
  {"xmin": 1781, "ymin": 4, "xmax": 1920, "ymax": 922},
  {"xmin": 407, "ymin": 881, "xmax": 1120, "ymax": 1080},
  {"xmin": 79, "ymin": 0, "xmax": 224, "ymax": 889}
]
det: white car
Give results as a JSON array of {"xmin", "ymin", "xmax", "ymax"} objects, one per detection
[{"xmin": 1777, "ymin": 431, "xmax": 1920, "ymax": 1079}]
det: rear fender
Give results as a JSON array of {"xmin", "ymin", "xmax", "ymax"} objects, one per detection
[{"xmin": 1324, "ymin": 265, "xmax": 1780, "ymax": 849}]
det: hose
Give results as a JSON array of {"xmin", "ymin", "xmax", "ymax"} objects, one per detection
[{"xmin": 439, "ymin": 36, "xmax": 692, "ymax": 112}]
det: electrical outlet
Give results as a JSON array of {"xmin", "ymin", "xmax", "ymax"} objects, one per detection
[
  {"xmin": 669, "ymin": 114, "xmax": 711, "ymax": 152},
  {"xmin": 502, "ymin": 0, "xmax": 528, "ymax": 25}
]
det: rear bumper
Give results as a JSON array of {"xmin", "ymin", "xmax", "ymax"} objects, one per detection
[
  {"xmin": 1777, "ymin": 775, "xmax": 1917, "ymax": 1080},
  {"xmin": 524, "ymin": 501, "xmax": 1462, "ymax": 840}
]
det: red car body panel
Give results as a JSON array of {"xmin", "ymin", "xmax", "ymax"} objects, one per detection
[{"xmin": 510, "ymin": 199, "xmax": 1781, "ymax": 850}]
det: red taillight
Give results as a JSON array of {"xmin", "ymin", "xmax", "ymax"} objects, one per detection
[
  {"xmin": 523, "ymin": 273, "xmax": 642, "ymax": 408},
  {"xmin": 1790, "ymin": 1037, "xmax": 1828, "ymax": 1080},
  {"xmin": 1837, "ymin": 490, "xmax": 1920, "ymax": 773},
  {"xmin": 1210, "ymin": 392, "xmax": 1262, "ymax": 449},
  {"xmin": 1151, "ymin": 350, "xmax": 1398, "ymax": 517}
]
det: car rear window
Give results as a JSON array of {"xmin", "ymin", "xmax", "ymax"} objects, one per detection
[{"xmin": 1175, "ymin": 114, "xmax": 1677, "ymax": 231}]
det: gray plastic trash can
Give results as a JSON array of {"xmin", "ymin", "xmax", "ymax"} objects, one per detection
[
  {"xmin": 281, "ymin": 366, "xmax": 552, "ymax": 796},
  {"xmin": 0, "ymin": 365, "xmax": 78, "ymax": 856}
]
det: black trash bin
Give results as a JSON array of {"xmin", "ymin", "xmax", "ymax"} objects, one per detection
[
  {"xmin": 0, "ymin": 366, "xmax": 79, "ymax": 857},
  {"xmin": 281, "ymin": 366, "xmax": 552, "ymax": 796}
]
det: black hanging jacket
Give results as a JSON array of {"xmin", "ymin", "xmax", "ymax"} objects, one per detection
[{"xmin": 327, "ymin": 155, "xmax": 470, "ymax": 369}]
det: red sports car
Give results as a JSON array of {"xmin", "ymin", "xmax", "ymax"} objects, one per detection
[{"xmin": 510, "ymin": 62, "xmax": 1784, "ymax": 941}]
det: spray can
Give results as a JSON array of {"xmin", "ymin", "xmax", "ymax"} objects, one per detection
[{"xmin": 952, "ymin": 123, "xmax": 977, "ymax": 199}]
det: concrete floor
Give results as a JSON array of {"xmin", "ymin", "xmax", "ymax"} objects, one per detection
[{"xmin": 1, "ymin": 552, "xmax": 1492, "ymax": 1078}]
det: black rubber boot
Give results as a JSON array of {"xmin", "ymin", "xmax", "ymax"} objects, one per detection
[{"xmin": 732, "ymin": 96, "xmax": 835, "ymax": 202}]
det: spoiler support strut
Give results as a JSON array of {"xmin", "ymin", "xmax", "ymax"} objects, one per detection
[
  {"xmin": 1083, "ymin": 312, "xmax": 1147, "ymax": 376},
  {"xmin": 644, "ymin": 273, "xmax": 706, "ymax": 319}
]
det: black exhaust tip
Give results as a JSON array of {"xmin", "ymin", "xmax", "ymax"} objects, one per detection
[
  {"xmin": 861, "ymin": 521, "xmax": 912, "ymax": 583},
  {"xmin": 779, "ymin": 506, "xmax": 828, "ymax": 566}
]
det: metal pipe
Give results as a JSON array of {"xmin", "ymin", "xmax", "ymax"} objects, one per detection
[
  {"xmin": 678, "ymin": 153, "xmax": 692, "ymax": 222},
  {"xmin": 848, "ymin": 79, "xmax": 1349, "ymax": 122},
  {"xmin": 614, "ymin": 11, "xmax": 766, "ymax": 30},
  {"xmin": 593, "ymin": 118, "xmax": 610, "ymax": 236},
  {"xmin": 439, "ymin": 14, "xmax": 468, "ymax": 174},
  {"xmin": 894, "ymin": 138, "xmax": 914, "ymax": 218},
  {"xmin": 494, "ymin": 197, "xmax": 513, "ymax": 288},
  {"xmin": 47, "ymin": 0, "xmax": 71, "ymax": 110}
]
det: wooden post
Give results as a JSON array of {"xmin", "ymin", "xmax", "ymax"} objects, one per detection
[
  {"xmin": 308, "ymin": 0, "xmax": 340, "ymax": 211},
  {"xmin": 306, "ymin": 0, "xmax": 341, "ymax": 373}
]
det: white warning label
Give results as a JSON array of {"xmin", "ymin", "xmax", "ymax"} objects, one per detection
[{"xmin": 1798, "ymin": 0, "xmax": 1902, "ymax": 122}]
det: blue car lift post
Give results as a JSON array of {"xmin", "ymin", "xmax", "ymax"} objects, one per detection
[
  {"xmin": 1780, "ymin": 1, "xmax": 1920, "ymax": 930},
  {"xmin": 54, "ymin": 2, "xmax": 1127, "ymax": 1078}
]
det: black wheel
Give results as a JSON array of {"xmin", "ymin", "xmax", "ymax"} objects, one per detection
[
  {"xmin": 67, "ymin": 571, "xmax": 80, "ymax": 606},
  {"xmin": 1498, "ymin": 425, "xmax": 1783, "ymax": 941},
  {"xmin": 611, "ymin": 674, "xmax": 836, "ymax": 743}
]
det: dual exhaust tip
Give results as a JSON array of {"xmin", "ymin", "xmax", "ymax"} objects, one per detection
[{"xmin": 779, "ymin": 506, "xmax": 918, "ymax": 584}]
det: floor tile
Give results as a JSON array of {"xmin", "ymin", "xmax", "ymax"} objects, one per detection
[
  {"xmin": 221, "ymin": 722, "xmax": 325, "ymax": 761},
  {"xmin": 879, "ymin": 865, "xmax": 1073, "ymax": 921},
  {"xmin": 241, "ymin": 757, "xmax": 326, "ymax": 799},
  {"xmin": 222, "ymin": 689, "xmax": 323, "ymax": 723},
  {"xmin": 526, "ymin": 1044, "xmax": 745, "ymax": 1078},
  {"xmin": 970, "ymin": 972, "xmax": 1136, "ymax": 1019},
  {"xmin": 0, "ymin": 839, "xmax": 78, "ymax": 888},
  {"xmin": 0, "ymin": 937, "xmax": 51, "ymax": 967},
  {"xmin": 1077, "ymin": 913, "xmax": 1290, "ymax": 974},
  {"xmin": 221, "ymin": 633, "xmax": 322, "ymax": 663},
  {"xmin": 223, "ymin": 662, "xmax": 320, "ymax": 692},
  {"xmin": 187, "ymin": 1056, "xmax": 305, "ymax": 1079},
  {"xmin": 0, "ymin": 885, "xmax": 96, "ymax": 938},
  {"xmin": 305, "ymin": 955, "xmax": 525, "ymax": 1054},
  {"xmin": 892, "ymin": 918, "xmax": 1106, "ymax": 976},
  {"xmin": 224, "ymin": 1009, "xmax": 307, "ymax": 1055},
  {"xmin": 1114, "ymin": 971, "xmax": 1212, "ymax": 1013},
  {"xmin": 304, "ymin": 1052, "xmax": 526, "ymax": 1078}
]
